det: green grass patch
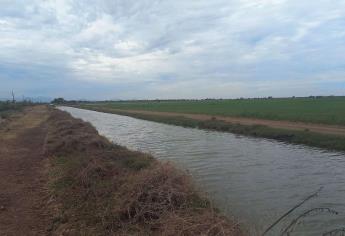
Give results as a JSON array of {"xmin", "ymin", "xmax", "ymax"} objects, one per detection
[
  {"xmin": 121, "ymin": 154, "xmax": 154, "ymax": 170},
  {"xmin": 80, "ymin": 97, "xmax": 345, "ymax": 126},
  {"xmin": 49, "ymin": 155, "xmax": 84, "ymax": 195}
]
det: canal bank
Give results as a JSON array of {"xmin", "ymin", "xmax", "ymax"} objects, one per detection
[
  {"xmin": 61, "ymin": 106, "xmax": 345, "ymax": 236},
  {"xmin": 46, "ymin": 108, "xmax": 242, "ymax": 235},
  {"xmin": 0, "ymin": 106, "xmax": 242, "ymax": 235},
  {"xmin": 75, "ymin": 105, "xmax": 345, "ymax": 152}
]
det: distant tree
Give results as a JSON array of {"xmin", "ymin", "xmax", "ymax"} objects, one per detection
[{"xmin": 52, "ymin": 98, "xmax": 66, "ymax": 104}]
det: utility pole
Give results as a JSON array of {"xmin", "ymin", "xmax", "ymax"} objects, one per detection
[{"xmin": 11, "ymin": 90, "xmax": 15, "ymax": 103}]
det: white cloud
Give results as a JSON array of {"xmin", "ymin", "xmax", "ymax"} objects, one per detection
[
  {"xmin": 70, "ymin": 48, "xmax": 174, "ymax": 83},
  {"xmin": 76, "ymin": 15, "xmax": 122, "ymax": 43},
  {"xmin": 0, "ymin": 0, "xmax": 345, "ymax": 99}
]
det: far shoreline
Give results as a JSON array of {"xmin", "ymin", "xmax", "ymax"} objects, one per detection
[{"xmin": 72, "ymin": 105, "xmax": 345, "ymax": 153}]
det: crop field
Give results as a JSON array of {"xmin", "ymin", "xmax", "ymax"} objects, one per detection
[{"xmin": 84, "ymin": 97, "xmax": 345, "ymax": 126}]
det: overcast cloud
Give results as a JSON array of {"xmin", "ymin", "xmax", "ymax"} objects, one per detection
[{"xmin": 0, "ymin": 0, "xmax": 345, "ymax": 99}]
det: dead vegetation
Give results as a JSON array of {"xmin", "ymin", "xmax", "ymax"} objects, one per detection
[{"xmin": 45, "ymin": 109, "xmax": 242, "ymax": 235}]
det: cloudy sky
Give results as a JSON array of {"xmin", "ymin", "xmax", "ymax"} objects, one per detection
[{"xmin": 1, "ymin": 0, "xmax": 345, "ymax": 100}]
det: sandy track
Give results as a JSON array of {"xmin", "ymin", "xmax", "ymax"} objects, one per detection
[
  {"xmin": 0, "ymin": 106, "xmax": 51, "ymax": 235},
  {"xmin": 112, "ymin": 109, "xmax": 345, "ymax": 136}
]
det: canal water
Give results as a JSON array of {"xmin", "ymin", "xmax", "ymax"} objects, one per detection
[{"xmin": 60, "ymin": 107, "xmax": 345, "ymax": 235}]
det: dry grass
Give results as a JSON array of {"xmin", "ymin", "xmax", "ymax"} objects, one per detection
[
  {"xmin": 45, "ymin": 109, "xmax": 243, "ymax": 235},
  {"xmin": 0, "ymin": 105, "xmax": 49, "ymax": 140},
  {"xmin": 113, "ymin": 163, "xmax": 241, "ymax": 236}
]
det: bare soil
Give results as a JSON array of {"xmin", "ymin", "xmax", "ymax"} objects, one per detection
[
  {"xmin": 112, "ymin": 109, "xmax": 345, "ymax": 136},
  {"xmin": 0, "ymin": 106, "xmax": 51, "ymax": 236}
]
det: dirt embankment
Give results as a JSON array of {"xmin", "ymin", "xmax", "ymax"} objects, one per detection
[
  {"xmin": 0, "ymin": 106, "xmax": 51, "ymax": 235},
  {"xmin": 107, "ymin": 109, "xmax": 345, "ymax": 137},
  {"xmin": 0, "ymin": 106, "xmax": 243, "ymax": 235}
]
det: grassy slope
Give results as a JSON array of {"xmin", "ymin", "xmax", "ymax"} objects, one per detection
[
  {"xmin": 87, "ymin": 97, "xmax": 345, "ymax": 126},
  {"xmin": 77, "ymin": 105, "xmax": 345, "ymax": 152},
  {"xmin": 45, "ymin": 109, "xmax": 242, "ymax": 235},
  {"xmin": 0, "ymin": 102, "xmax": 29, "ymax": 119}
]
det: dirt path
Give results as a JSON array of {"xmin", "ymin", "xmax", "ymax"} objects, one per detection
[
  {"xmin": 0, "ymin": 106, "xmax": 51, "ymax": 236},
  {"xmin": 113, "ymin": 109, "xmax": 345, "ymax": 136}
]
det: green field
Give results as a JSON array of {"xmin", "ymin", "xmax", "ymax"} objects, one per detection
[{"xmin": 84, "ymin": 97, "xmax": 345, "ymax": 126}]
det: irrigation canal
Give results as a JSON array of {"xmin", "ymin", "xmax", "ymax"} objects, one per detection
[{"xmin": 60, "ymin": 106, "xmax": 345, "ymax": 235}]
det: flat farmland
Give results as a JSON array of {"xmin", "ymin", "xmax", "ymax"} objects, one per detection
[{"xmin": 86, "ymin": 97, "xmax": 345, "ymax": 126}]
